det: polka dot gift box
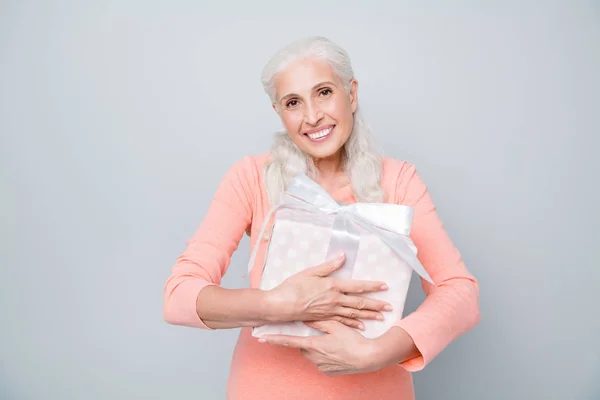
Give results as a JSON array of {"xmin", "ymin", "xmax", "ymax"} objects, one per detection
[{"xmin": 249, "ymin": 173, "xmax": 433, "ymax": 340}]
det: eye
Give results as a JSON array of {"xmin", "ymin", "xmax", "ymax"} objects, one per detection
[
  {"xmin": 319, "ymin": 88, "xmax": 333, "ymax": 97},
  {"xmin": 286, "ymin": 99, "xmax": 299, "ymax": 108}
]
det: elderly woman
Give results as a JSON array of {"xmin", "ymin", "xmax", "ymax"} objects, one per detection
[{"xmin": 163, "ymin": 36, "xmax": 480, "ymax": 399}]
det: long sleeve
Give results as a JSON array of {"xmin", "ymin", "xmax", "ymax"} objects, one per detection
[
  {"xmin": 392, "ymin": 163, "xmax": 481, "ymax": 371},
  {"xmin": 163, "ymin": 156, "xmax": 257, "ymax": 329}
]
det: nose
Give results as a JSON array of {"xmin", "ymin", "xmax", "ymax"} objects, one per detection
[{"xmin": 304, "ymin": 101, "xmax": 324, "ymax": 126}]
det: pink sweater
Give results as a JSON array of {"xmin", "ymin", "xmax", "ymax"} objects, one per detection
[{"xmin": 163, "ymin": 153, "xmax": 480, "ymax": 400}]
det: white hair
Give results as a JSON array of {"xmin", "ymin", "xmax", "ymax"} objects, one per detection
[{"xmin": 261, "ymin": 36, "xmax": 385, "ymax": 205}]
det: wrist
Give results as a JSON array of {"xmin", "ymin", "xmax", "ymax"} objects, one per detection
[
  {"xmin": 260, "ymin": 289, "xmax": 292, "ymax": 323},
  {"xmin": 361, "ymin": 338, "xmax": 389, "ymax": 371},
  {"xmin": 364, "ymin": 327, "xmax": 419, "ymax": 369}
]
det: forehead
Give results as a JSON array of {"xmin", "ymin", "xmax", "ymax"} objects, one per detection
[{"xmin": 274, "ymin": 57, "xmax": 339, "ymax": 100}]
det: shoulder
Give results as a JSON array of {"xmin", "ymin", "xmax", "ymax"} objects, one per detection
[
  {"xmin": 381, "ymin": 157, "xmax": 413, "ymax": 178},
  {"xmin": 380, "ymin": 157, "xmax": 422, "ymax": 205},
  {"xmin": 219, "ymin": 152, "xmax": 272, "ymax": 200},
  {"xmin": 225, "ymin": 152, "xmax": 271, "ymax": 180}
]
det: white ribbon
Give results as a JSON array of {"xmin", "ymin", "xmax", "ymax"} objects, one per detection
[{"xmin": 247, "ymin": 173, "xmax": 434, "ymax": 284}]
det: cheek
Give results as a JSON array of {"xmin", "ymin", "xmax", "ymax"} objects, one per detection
[
  {"xmin": 281, "ymin": 111, "xmax": 304, "ymax": 133},
  {"xmin": 324, "ymin": 98, "xmax": 352, "ymax": 123}
]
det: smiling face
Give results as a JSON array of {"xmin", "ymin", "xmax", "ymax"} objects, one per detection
[{"xmin": 273, "ymin": 57, "xmax": 358, "ymax": 161}]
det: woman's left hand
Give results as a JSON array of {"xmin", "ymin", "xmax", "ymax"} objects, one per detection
[{"xmin": 258, "ymin": 320, "xmax": 382, "ymax": 376}]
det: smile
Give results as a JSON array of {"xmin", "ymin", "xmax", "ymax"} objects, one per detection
[{"xmin": 305, "ymin": 125, "xmax": 334, "ymax": 142}]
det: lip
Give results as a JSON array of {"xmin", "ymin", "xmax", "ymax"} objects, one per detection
[
  {"xmin": 304, "ymin": 125, "xmax": 335, "ymax": 143},
  {"xmin": 304, "ymin": 124, "xmax": 335, "ymax": 135}
]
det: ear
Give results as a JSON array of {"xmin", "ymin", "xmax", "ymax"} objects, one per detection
[
  {"xmin": 349, "ymin": 79, "xmax": 359, "ymax": 113},
  {"xmin": 272, "ymin": 102, "xmax": 280, "ymax": 115}
]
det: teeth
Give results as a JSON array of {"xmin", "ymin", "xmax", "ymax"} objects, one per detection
[{"xmin": 307, "ymin": 127, "xmax": 332, "ymax": 140}]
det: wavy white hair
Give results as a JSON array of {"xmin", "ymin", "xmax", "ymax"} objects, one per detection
[{"xmin": 260, "ymin": 36, "xmax": 385, "ymax": 206}]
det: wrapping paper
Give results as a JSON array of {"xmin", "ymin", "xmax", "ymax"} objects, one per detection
[{"xmin": 249, "ymin": 173, "xmax": 432, "ymax": 339}]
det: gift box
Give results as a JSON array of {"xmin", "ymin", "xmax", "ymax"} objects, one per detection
[{"xmin": 249, "ymin": 173, "xmax": 433, "ymax": 339}]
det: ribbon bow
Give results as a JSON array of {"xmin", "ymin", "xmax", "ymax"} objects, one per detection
[{"xmin": 247, "ymin": 173, "xmax": 433, "ymax": 284}]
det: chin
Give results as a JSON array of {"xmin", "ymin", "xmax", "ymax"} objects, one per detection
[{"xmin": 302, "ymin": 144, "xmax": 343, "ymax": 160}]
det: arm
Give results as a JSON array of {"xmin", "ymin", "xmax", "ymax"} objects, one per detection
[
  {"xmin": 163, "ymin": 156, "xmax": 391, "ymax": 330},
  {"xmin": 258, "ymin": 164, "xmax": 479, "ymax": 376},
  {"xmin": 369, "ymin": 164, "xmax": 481, "ymax": 371},
  {"xmin": 194, "ymin": 287, "xmax": 277, "ymax": 329},
  {"xmin": 163, "ymin": 156, "xmax": 274, "ymax": 330}
]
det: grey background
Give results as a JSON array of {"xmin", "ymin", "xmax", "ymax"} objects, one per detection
[{"xmin": 1, "ymin": 1, "xmax": 599, "ymax": 399}]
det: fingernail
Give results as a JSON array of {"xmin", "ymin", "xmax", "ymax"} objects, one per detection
[
  {"xmin": 376, "ymin": 314, "xmax": 384, "ymax": 321},
  {"xmin": 337, "ymin": 253, "xmax": 345, "ymax": 260},
  {"xmin": 258, "ymin": 338, "xmax": 267, "ymax": 343},
  {"xmin": 358, "ymin": 323, "xmax": 365, "ymax": 330},
  {"xmin": 380, "ymin": 284, "xmax": 388, "ymax": 290},
  {"xmin": 383, "ymin": 304, "xmax": 393, "ymax": 311}
]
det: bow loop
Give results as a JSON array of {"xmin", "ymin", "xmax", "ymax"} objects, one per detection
[{"xmin": 246, "ymin": 173, "xmax": 434, "ymax": 284}]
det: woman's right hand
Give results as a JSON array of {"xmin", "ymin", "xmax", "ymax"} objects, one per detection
[{"xmin": 264, "ymin": 253, "xmax": 392, "ymax": 330}]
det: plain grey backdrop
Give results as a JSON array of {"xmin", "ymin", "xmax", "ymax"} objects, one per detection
[{"xmin": 1, "ymin": 1, "xmax": 599, "ymax": 399}]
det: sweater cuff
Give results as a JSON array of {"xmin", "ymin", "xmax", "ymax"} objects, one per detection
[
  {"xmin": 393, "ymin": 313, "xmax": 440, "ymax": 372},
  {"xmin": 166, "ymin": 280, "xmax": 217, "ymax": 330}
]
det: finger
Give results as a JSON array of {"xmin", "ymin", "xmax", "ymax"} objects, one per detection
[
  {"xmin": 305, "ymin": 320, "xmax": 345, "ymax": 334},
  {"xmin": 336, "ymin": 307, "xmax": 385, "ymax": 321},
  {"xmin": 258, "ymin": 334, "xmax": 312, "ymax": 349},
  {"xmin": 338, "ymin": 294, "xmax": 393, "ymax": 312},
  {"xmin": 332, "ymin": 278, "xmax": 388, "ymax": 294},
  {"xmin": 324, "ymin": 316, "xmax": 365, "ymax": 331},
  {"xmin": 302, "ymin": 253, "xmax": 345, "ymax": 277},
  {"xmin": 300, "ymin": 348, "xmax": 318, "ymax": 363},
  {"xmin": 306, "ymin": 318, "xmax": 362, "ymax": 332}
]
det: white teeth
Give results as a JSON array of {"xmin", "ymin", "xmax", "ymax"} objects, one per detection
[{"xmin": 307, "ymin": 127, "xmax": 333, "ymax": 140}]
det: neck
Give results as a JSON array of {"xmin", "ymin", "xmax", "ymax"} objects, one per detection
[
  {"xmin": 311, "ymin": 151, "xmax": 349, "ymax": 193},
  {"xmin": 313, "ymin": 151, "xmax": 343, "ymax": 177}
]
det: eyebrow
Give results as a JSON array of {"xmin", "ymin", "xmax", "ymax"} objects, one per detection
[{"xmin": 279, "ymin": 81, "xmax": 337, "ymax": 103}]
